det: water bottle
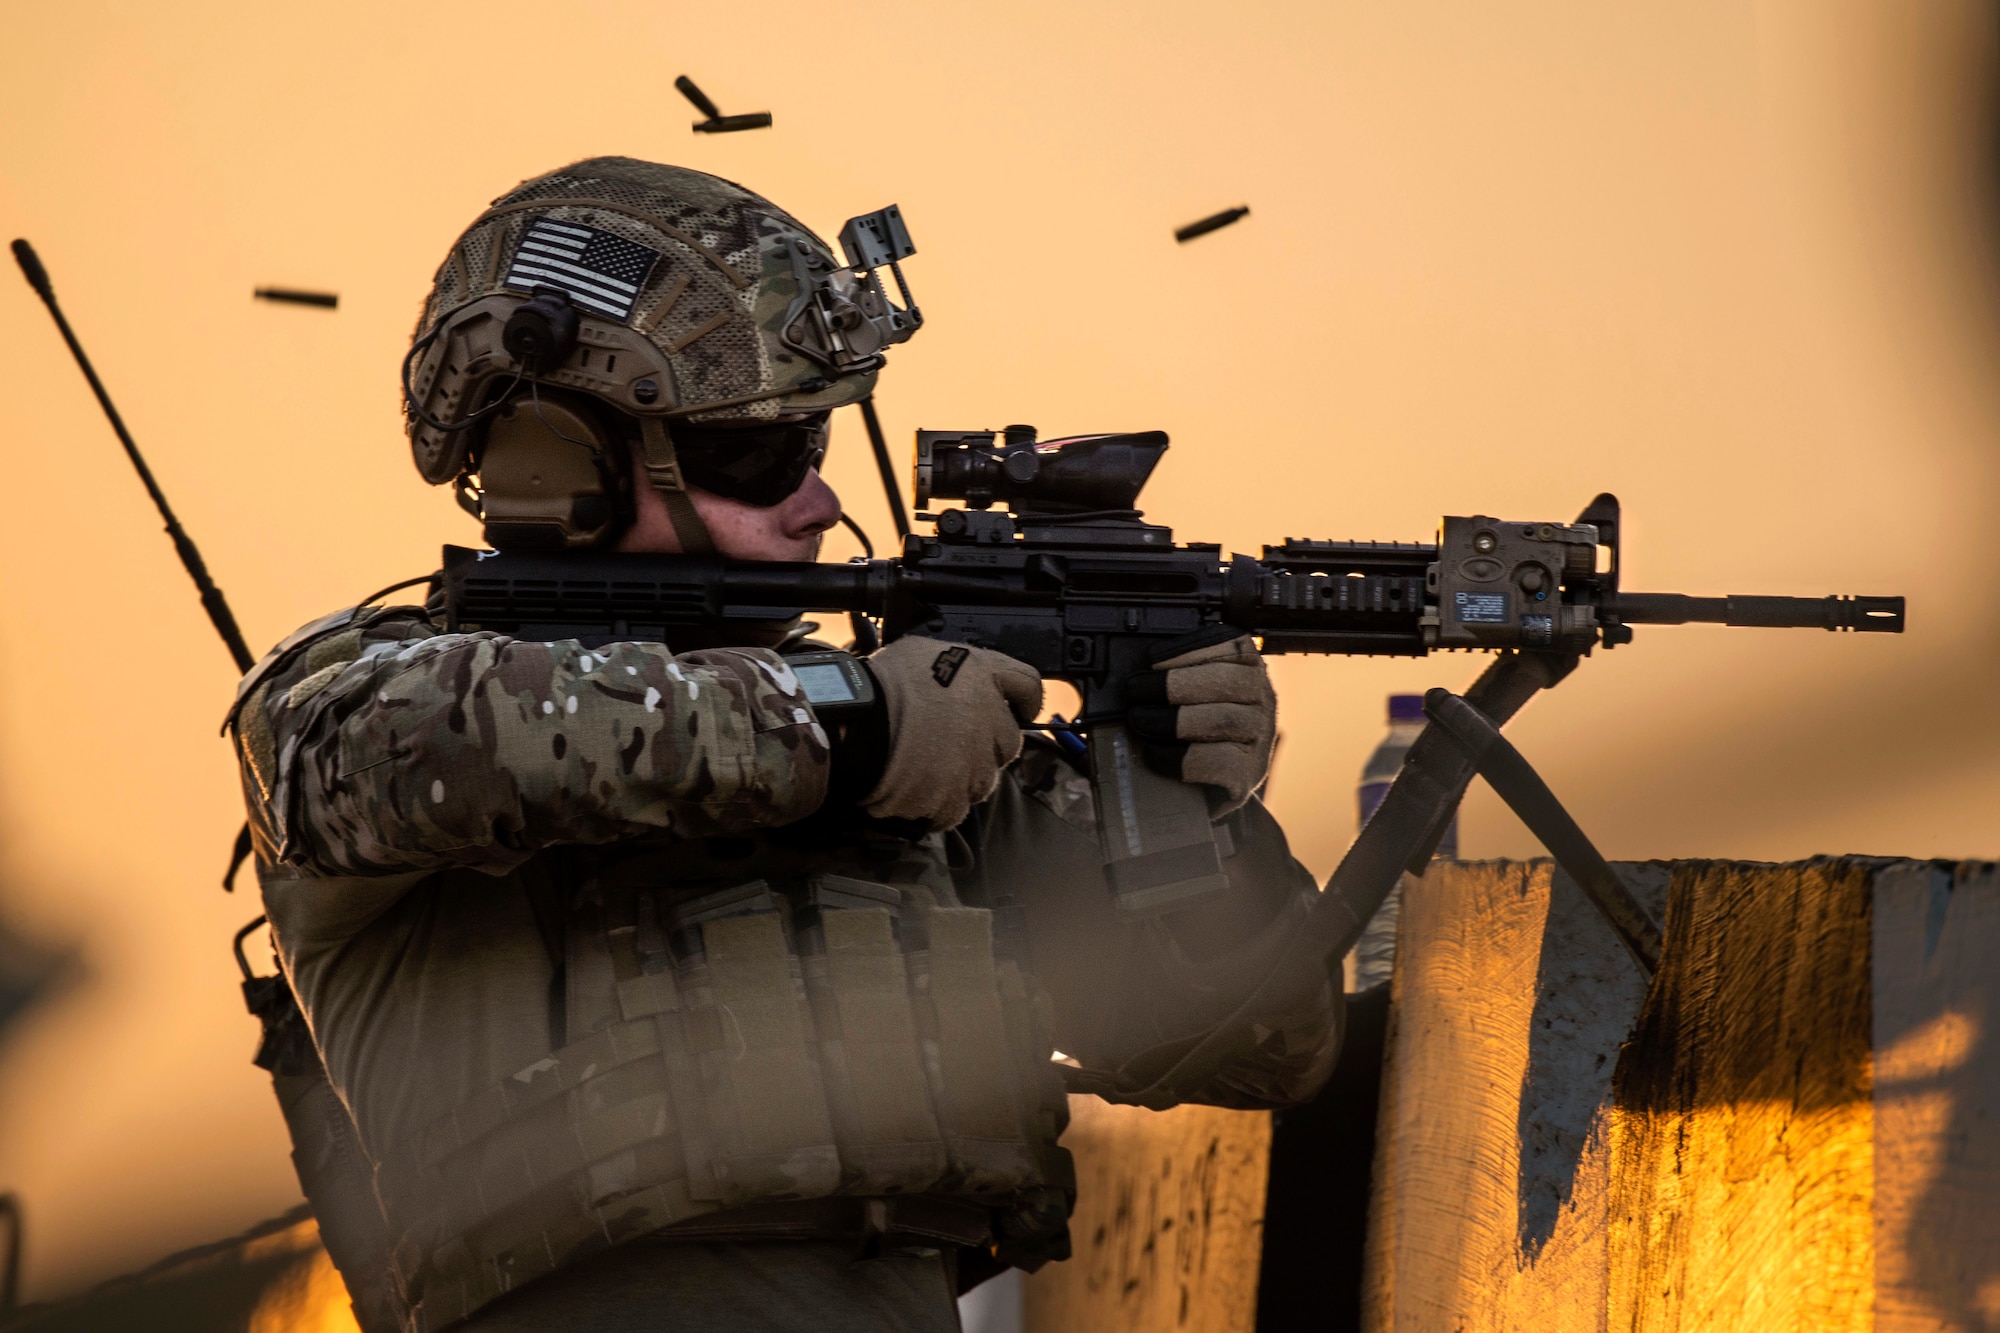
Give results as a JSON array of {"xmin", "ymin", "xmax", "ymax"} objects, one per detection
[{"xmin": 1350, "ymin": 694, "xmax": 1457, "ymax": 990}]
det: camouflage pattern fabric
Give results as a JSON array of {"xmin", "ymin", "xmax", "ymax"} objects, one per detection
[
  {"xmin": 232, "ymin": 605, "xmax": 829, "ymax": 877},
  {"xmin": 230, "ymin": 605, "xmax": 1338, "ymax": 1330},
  {"xmin": 419, "ymin": 158, "xmax": 877, "ymax": 425}
]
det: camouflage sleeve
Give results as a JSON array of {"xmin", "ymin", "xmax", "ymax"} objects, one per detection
[{"xmin": 231, "ymin": 606, "xmax": 830, "ymax": 877}]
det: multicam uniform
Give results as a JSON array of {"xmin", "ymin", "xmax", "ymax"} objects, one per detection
[{"xmin": 231, "ymin": 601, "xmax": 1339, "ymax": 1332}]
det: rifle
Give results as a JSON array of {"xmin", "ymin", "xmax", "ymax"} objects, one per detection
[{"xmin": 443, "ymin": 424, "xmax": 1905, "ymax": 931}]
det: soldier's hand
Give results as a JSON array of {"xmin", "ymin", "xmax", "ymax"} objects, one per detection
[
  {"xmin": 857, "ymin": 636, "xmax": 1044, "ymax": 831},
  {"xmin": 1126, "ymin": 629, "xmax": 1276, "ymax": 816}
]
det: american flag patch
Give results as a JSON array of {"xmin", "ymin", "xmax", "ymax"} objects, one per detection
[{"xmin": 504, "ymin": 220, "xmax": 661, "ymax": 322}]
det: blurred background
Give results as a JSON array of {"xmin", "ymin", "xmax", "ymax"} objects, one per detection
[{"xmin": 0, "ymin": 0, "xmax": 1995, "ymax": 1303}]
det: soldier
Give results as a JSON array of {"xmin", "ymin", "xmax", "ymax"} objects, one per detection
[{"xmin": 229, "ymin": 157, "xmax": 1338, "ymax": 1332}]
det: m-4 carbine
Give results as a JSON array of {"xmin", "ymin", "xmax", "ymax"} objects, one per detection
[{"xmin": 443, "ymin": 425, "xmax": 1904, "ymax": 921}]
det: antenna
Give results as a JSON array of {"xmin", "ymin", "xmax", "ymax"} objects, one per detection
[{"xmin": 12, "ymin": 239, "xmax": 255, "ymax": 673}]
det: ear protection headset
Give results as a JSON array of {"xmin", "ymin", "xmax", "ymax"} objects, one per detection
[
  {"xmin": 415, "ymin": 287, "xmax": 832, "ymax": 554},
  {"xmin": 468, "ymin": 389, "xmax": 635, "ymax": 553},
  {"xmin": 406, "ymin": 286, "xmax": 724, "ymax": 554}
]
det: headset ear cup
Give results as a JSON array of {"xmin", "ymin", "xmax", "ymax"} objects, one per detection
[{"xmin": 475, "ymin": 393, "xmax": 628, "ymax": 551}]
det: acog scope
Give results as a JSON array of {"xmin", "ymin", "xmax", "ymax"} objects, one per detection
[{"xmin": 913, "ymin": 426, "xmax": 1167, "ymax": 514}]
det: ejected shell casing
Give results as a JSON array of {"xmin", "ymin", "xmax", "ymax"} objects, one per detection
[
  {"xmin": 254, "ymin": 288, "xmax": 339, "ymax": 309},
  {"xmin": 694, "ymin": 113, "xmax": 774, "ymax": 134},
  {"xmin": 674, "ymin": 74, "xmax": 723, "ymax": 120},
  {"xmin": 1175, "ymin": 206, "xmax": 1251, "ymax": 243}
]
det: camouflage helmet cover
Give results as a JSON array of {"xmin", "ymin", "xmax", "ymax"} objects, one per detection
[{"xmin": 406, "ymin": 157, "xmax": 894, "ymax": 484}]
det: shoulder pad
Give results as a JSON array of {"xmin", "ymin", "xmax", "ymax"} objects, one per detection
[
  {"xmin": 233, "ymin": 607, "xmax": 358, "ymax": 707},
  {"xmin": 220, "ymin": 604, "xmax": 431, "ymax": 735}
]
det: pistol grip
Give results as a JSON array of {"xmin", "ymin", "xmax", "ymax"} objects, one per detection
[{"xmin": 1088, "ymin": 723, "xmax": 1231, "ymax": 917}]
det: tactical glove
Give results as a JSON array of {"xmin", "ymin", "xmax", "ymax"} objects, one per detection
[
  {"xmin": 1126, "ymin": 629, "xmax": 1277, "ymax": 816},
  {"xmin": 858, "ymin": 636, "xmax": 1044, "ymax": 831}
]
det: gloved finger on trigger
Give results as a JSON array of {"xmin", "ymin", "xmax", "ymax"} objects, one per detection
[
  {"xmin": 991, "ymin": 665, "xmax": 1045, "ymax": 722},
  {"xmin": 1166, "ymin": 660, "xmax": 1270, "ymax": 706},
  {"xmin": 1155, "ymin": 632, "xmax": 1260, "ymax": 672},
  {"xmin": 859, "ymin": 634, "xmax": 1043, "ymax": 832},
  {"xmin": 986, "ymin": 713, "xmax": 1028, "ymax": 769},
  {"xmin": 1177, "ymin": 700, "xmax": 1271, "ymax": 744}
]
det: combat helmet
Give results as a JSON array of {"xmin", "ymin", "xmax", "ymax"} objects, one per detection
[{"xmin": 403, "ymin": 157, "xmax": 920, "ymax": 552}]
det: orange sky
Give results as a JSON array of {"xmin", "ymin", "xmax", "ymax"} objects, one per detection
[{"xmin": 2, "ymin": 0, "xmax": 1997, "ymax": 1298}]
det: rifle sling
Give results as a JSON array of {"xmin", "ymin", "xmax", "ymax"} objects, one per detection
[{"xmin": 1423, "ymin": 690, "xmax": 1661, "ymax": 975}]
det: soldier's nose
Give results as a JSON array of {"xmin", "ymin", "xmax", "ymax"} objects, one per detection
[{"xmin": 785, "ymin": 470, "xmax": 841, "ymax": 539}]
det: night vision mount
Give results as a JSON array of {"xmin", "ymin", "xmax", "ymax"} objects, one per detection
[{"xmin": 780, "ymin": 205, "xmax": 923, "ymax": 376}]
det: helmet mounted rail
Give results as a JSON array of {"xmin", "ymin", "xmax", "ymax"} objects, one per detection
[{"xmin": 779, "ymin": 205, "xmax": 922, "ymax": 377}]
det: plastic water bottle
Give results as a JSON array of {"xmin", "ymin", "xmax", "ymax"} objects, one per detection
[{"xmin": 1350, "ymin": 694, "xmax": 1456, "ymax": 991}]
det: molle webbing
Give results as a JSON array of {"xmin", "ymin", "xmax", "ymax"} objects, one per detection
[
  {"xmin": 805, "ymin": 906, "xmax": 948, "ymax": 1190},
  {"xmin": 376, "ymin": 877, "xmax": 1066, "ymax": 1333},
  {"xmin": 681, "ymin": 909, "xmax": 841, "ymax": 1203},
  {"xmin": 921, "ymin": 909, "xmax": 1039, "ymax": 1190}
]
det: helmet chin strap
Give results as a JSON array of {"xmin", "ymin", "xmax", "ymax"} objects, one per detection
[{"xmin": 637, "ymin": 417, "xmax": 717, "ymax": 555}]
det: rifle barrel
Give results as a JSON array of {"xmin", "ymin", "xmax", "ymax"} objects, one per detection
[{"xmin": 1610, "ymin": 592, "xmax": 1905, "ymax": 633}]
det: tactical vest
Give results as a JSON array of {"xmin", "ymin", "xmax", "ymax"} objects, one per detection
[{"xmin": 349, "ymin": 832, "xmax": 1074, "ymax": 1332}]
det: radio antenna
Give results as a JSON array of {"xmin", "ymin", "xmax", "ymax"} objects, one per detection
[{"xmin": 12, "ymin": 239, "xmax": 254, "ymax": 673}]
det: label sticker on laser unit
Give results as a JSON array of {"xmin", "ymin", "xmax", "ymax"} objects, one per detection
[{"xmin": 1454, "ymin": 591, "xmax": 1509, "ymax": 624}]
